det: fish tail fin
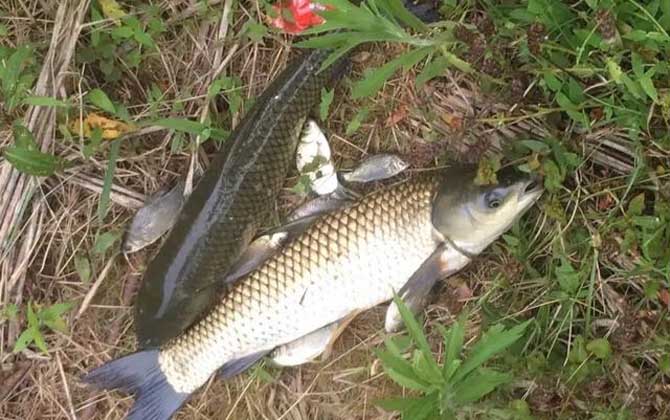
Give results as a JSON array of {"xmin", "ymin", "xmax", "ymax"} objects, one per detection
[{"xmin": 83, "ymin": 350, "xmax": 189, "ymax": 420}]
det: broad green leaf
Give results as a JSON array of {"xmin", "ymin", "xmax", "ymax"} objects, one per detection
[
  {"xmin": 242, "ymin": 21, "xmax": 268, "ymax": 42},
  {"xmin": 319, "ymin": 88, "xmax": 334, "ymax": 121},
  {"xmin": 450, "ymin": 320, "xmax": 530, "ymax": 384},
  {"xmin": 39, "ymin": 303, "xmax": 72, "ymax": 321},
  {"xmin": 628, "ymin": 193, "xmax": 646, "ymax": 216},
  {"xmin": 99, "ymin": 0, "xmax": 127, "ymax": 20},
  {"xmin": 402, "ymin": 393, "xmax": 439, "ymax": 420},
  {"xmin": 111, "ymin": 25, "xmax": 134, "ymax": 39},
  {"xmin": 555, "ymin": 256, "xmax": 581, "ymax": 295},
  {"xmin": 542, "ymin": 159, "xmax": 562, "ymax": 192},
  {"xmin": 87, "ymin": 88, "xmax": 116, "ymax": 114},
  {"xmin": 451, "ymin": 368, "xmax": 512, "ymax": 404},
  {"xmin": 631, "ymin": 52, "xmax": 644, "ymax": 78},
  {"xmin": 32, "ymin": 329, "xmax": 48, "ymax": 353},
  {"xmin": 13, "ymin": 327, "xmax": 37, "ymax": 353},
  {"xmin": 97, "ymin": 140, "xmax": 120, "ymax": 221},
  {"xmin": 606, "ymin": 59, "xmax": 623, "ymax": 84},
  {"xmin": 26, "ymin": 303, "xmax": 38, "ymax": 327},
  {"xmin": 659, "ymin": 354, "xmax": 670, "ymax": 375},
  {"xmin": 13, "ymin": 122, "xmax": 37, "ymax": 149},
  {"xmin": 93, "ymin": 230, "xmax": 121, "ymax": 255},
  {"xmin": 74, "ymin": 255, "xmax": 92, "ymax": 283},
  {"xmin": 586, "ymin": 338, "xmax": 611, "ymax": 360},
  {"xmin": 375, "ymin": 349, "xmax": 431, "ymax": 391},
  {"xmin": 4, "ymin": 146, "xmax": 62, "ymax": 176},
  {"xmin": 22, "ymin": 96, "xmax": 69, "ymax": 108},
  {"xmin": 154, "ymin": 118, "xmax": 208, "ymax": 135},
  {"xmin": 640, "ymin": 73, "xmax": 658, "ymax": 102},
  {"xmin": 134, "ymin": 30, "xmax": 155, "ymax": 48},
  {"xmin": 412, "ymin": 350, "xmax": 444, "ymax": 384},
  {"xmin": 391, "ymin": 295, "xmax": 441, "ymax": 374}
]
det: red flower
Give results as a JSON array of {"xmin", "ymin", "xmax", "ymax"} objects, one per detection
[{"xmin": 271, "ymin": 0, "xmax": 329, "ymax": 34}]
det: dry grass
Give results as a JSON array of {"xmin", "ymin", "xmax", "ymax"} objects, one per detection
[{"xmin": 1, "ymin": 1, "xmax": 667, "ymax": 420}]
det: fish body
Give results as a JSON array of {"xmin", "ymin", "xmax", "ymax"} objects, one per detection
[
  {"xmin": 134, "ymin": 49, "xmax": 347, "ymax": 348},
  {"xmin": 85, "ymin": 164, "xmax": 543, "ymax": 420},
  {"xmin": 341, "ymin": 153, "xmax": 409, "ymax": 183}
]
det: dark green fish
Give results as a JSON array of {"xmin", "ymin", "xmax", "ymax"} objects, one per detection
[{"xmin": 134, "ymin": 49, "xmax": 348, "ymax": 348}]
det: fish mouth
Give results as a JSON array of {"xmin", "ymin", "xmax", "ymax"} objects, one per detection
[{"xmin": 518, "ymin": 175, "xmax": 544, "ymax": 209}]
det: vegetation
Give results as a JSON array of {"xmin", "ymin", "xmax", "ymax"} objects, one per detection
[{"xmin": 1, "ymin": 0, "xmax": 669, "ymax": 418}]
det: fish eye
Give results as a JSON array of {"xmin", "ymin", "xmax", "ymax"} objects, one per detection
[
  {"xmin": 484, "ymin": 190, "xmax": 505, "ymax": 209},
  {"xmin": 488, "ymin": 199, "xmax": 501, "ymax": 209}
]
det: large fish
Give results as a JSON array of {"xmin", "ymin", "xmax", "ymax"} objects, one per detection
[
  {"xmin": 84, "ymin": 164, "xmax": 543, "ymax": 420},
  {"xmin": 134, "ymin": 49, "xmax": 347, "ymax": 348}
]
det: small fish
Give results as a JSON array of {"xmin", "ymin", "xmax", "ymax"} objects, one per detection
[
  {"xmin": 83, "ymin": 163, "xmax": 543, "ymax": 420},
  {"xmin": 341, "ymin": 153, "xmax": 409, "ymax": 184},
  {"xmin": 122, "ymin": 181, "xmax": 187, "ymax": 254}
]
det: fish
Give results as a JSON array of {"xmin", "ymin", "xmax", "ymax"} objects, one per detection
[
  {"xmin": 122, "ymin": 181, "xmax": 187, "ymax": 254},
  {"xmin": 341, "ymin": 153, "xmax": 409, "ymax": 184},
  {"xmin": 134, "ymin": 49, "xmax": 348, "ymax": 349},
  {"xmin": 83, "ymin": 163, "xmax": 543, "ymax": 420}
]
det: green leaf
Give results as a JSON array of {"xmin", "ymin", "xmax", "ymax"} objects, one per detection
[
  {"xmin": 412, "ymin": 350, "xmax": 444, "ymax": 384},
  {"xmin": 555, "ymin": 256, "xmax": 581, "ymax": 295},
  {"xmin": 83, "ymin": 127, "xmax": 104, "ymax": 159},
  {"xmin": 153, "ymin": 118, "xmax": 208, "ymax": 135},
  {"xmin": 416, "ymin": 55, "xmax": 449, "ymax": 87},
  {"xmin": 631, "ymin": 52, "xmax": 644, "ymax": 78},
  {"xmin": 93, "ymin": 230, "xmax": 121, "ymax": 255},
  {"xmin": 443, "ymin": 315, "xmax": 465, "ymax": 380},
  {"xmin": 13, "ymin": 327, "xmax": 37, "ymax": 353},
  {"xmin": 351, "ymin": 48, "xmax": 431, "ymax": 99},
  {"xmin": 74, "ymin": 255, "xmax": 91, "ymax": 283},
  {"xmin": 451, "ymin": 368, "xmax": 512, "ymax": 404},
  {"xmin": 32, "ymin": 329, "xmax": 48, "ymax": 353},
  {"xmin": 111, "ymin": 25, "xmax": 134, "ymax": 39},
  {"xmin": 659, "ymin": 354, "xmax": 670, "ymax": 375},
  {"xmin": 628, "ymin": 193, "xmax": 646, "ymax": 216},
  {"xmin": 242, "ymin": 21, "xmax": 268, "ymax": 42},
  {"xmin": 385, "ymin": 0, "xmax": 428, "ymax": 32},
  {"xmin": 375, "ymin": 349, "xmax": 431, "ymax": 391},
  {"xmin": 26, "ymin": 303, "xmax": 39, "ymax": 328},
  {"xmin": 99, "ymin": 0, "xmax": 127, "ymax": 20},
  {"xmin": 4, "ymin": 146, "xmax": 62, "ymax": 176},
  {"xmin": 542, "ymin": 159, "xmax": 562, "ymax": 192},
  {"xmin": 586, "ymin": 338, "xmax": 612, "ymax": 360},
  {"xmin": 87, "ymin": 88, "xmax": 116, "ymax": 114},
  {"xmin": 22, "ymin": 96, "xmax": 69, "ymax": 108},
  {"xmin": 12, "ymin": 122, "xmax": 38, "ymax": 149},
  {"xmin": 640, "ymin": 73, "xmax": 658, "ymax": 102},
  {"xmin": 345, "ymin": 107, "xmax": 369, "ymax": 135},
  {"xmin": 97, "ymin": 140, "xmax": 120, "ymax": 221},
  {"xmin": 391, "ymin": 295, "xmax": 438, "ymax": 369},
  {"xmin": 450, "ymin": 320, "xmax": 530, "ymax": 384},
  {"xmin": 319, "ymin": 88, "xmax": 334, "ymax": 121},
  {"xmin": 133, "ymin": 30, "xmax": 155, "ymax": 48}
]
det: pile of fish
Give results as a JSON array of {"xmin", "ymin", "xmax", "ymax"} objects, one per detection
[{"xmin": 82, "ymin": 7, "xmax": 544, "ymax": 420}]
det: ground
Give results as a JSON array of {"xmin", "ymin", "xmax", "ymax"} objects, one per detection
[{"xmin": 1, "ymin": 1, "xmax": 669, "ymax": 419}]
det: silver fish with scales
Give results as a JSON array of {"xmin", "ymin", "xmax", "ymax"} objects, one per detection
[{"xmin": 83, "ymin": 164, "xmax": 543, "ymax": 420}]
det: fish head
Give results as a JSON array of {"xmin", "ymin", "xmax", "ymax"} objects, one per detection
[{"xmin": 431, "ymin": 164, "xmax": 543, "ymax": 255}]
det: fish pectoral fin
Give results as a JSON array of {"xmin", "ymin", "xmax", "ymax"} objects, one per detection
[
  {"xmin": 217, "ymin": 350, "xmax": 271, "ymax": 379},
  {"xmin": 270, "ymin": 310, "xmax": 361, "ymax": 367},
  {"xmin": 385, "ymin": 244, "xmax": 451, "ymax": 333},
  {"xmin": 223, "ymin": 232, "xmax": 289, "ymax": 284}
]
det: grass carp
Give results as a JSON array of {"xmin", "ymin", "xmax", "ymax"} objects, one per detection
[{"xmin": 85, "ymin": 164, "xmax": 543, "ymax": 420}]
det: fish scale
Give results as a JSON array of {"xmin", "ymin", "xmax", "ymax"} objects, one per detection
[{"xmin": 158, "ymin": 175, "xmax": 442, "ymax": 393}]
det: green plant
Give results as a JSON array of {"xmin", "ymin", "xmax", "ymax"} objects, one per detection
[
  {"xmin": 13, "ymin": 302, "xmax": 72, "ymax": 354},
  {"xmin": 375, "ymin": 296, "xmax": 531, "ymax": 419}
]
